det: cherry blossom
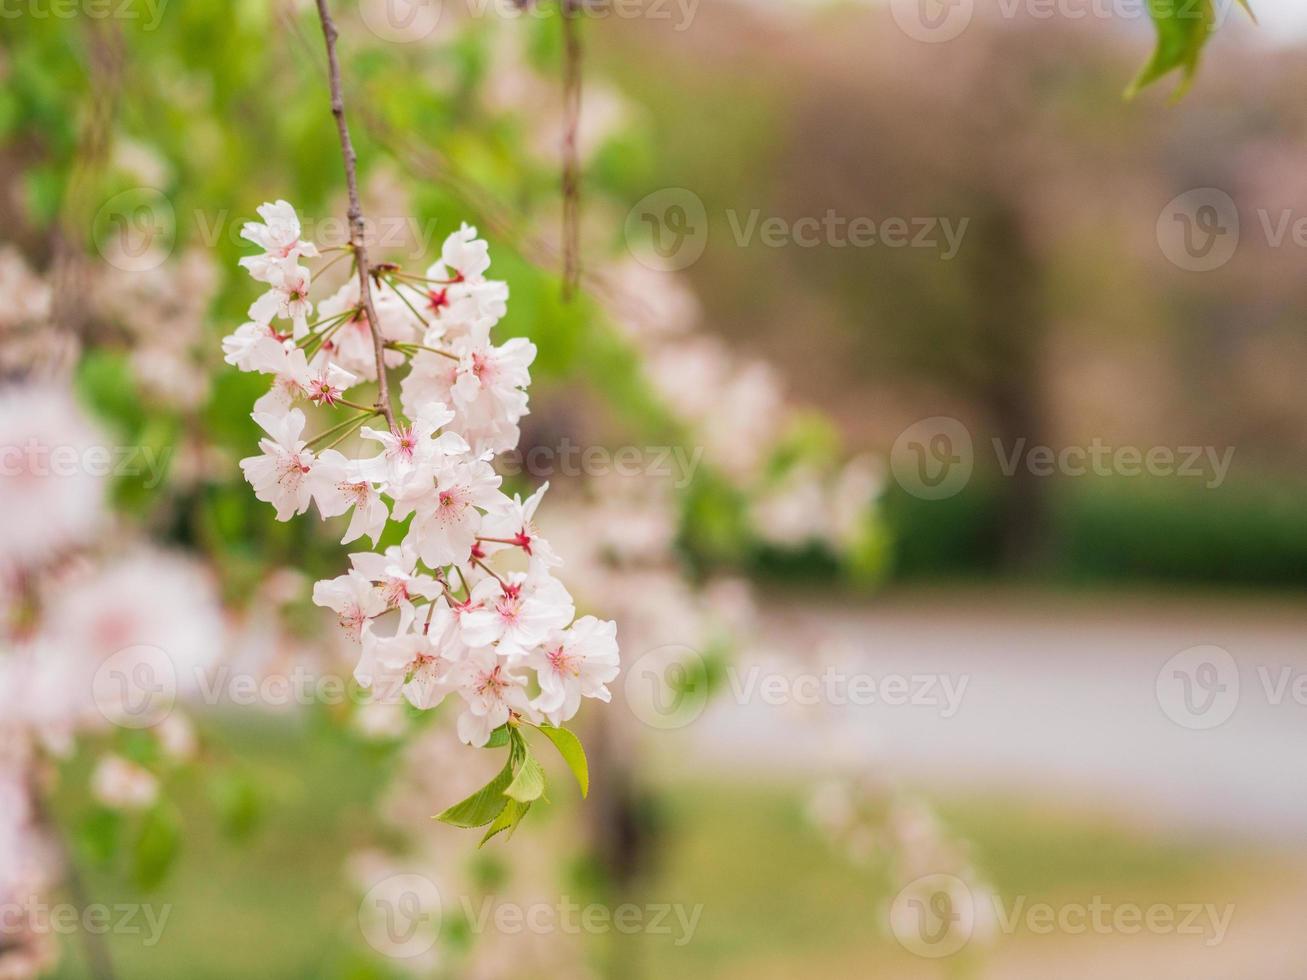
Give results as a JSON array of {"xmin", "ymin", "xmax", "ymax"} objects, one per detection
[
  {"xmin": 449, "ymin": 647, "xmax": 534, "ymax": 747},
  {"xmin": 239, "ymin": 199, "xmax": 321, "ymax": 279},
  {"xmin": 227, "ymin": 200, "xmax": 619, "ymax": 809},
  {"xmin": 478, "ymin": 481, "xmax": 560, "ymax": 567},
  {"xmin": 91, "ymin": 756, "xmax": 160, "ymax": 811},
  {"xmin": 239, "ymin": 408, "xmax": 318, "ymax": 520},
  {"xmin": 313, "ymin": 571, "xmax": 385, "ymax": 641},
  {"xmin": 311, "ymin": 449, "xmax": 389, "ymax": 544},
  {"xmin": 459, "ymin": 568, "xmax": 574, "ymax": 661},
  {"xmin": 527, "ymin": 616, "xmax": 620, "ymax": 727}
]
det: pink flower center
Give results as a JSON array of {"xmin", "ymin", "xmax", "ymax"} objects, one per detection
[
  {"xmin": 547, "ymin": 645, "xmax": 581, "ymax": 677},
  {"xmin": 476, "ymin": 665, "xmax": 508, "ymax": 699},
  {"xmin": 495, "ymin": 594, "xmax": 522, "ymax": 626}
]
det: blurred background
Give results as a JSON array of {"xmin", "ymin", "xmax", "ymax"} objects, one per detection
[{"xmin": 3, "ymin": 0, "xmax": 1307, "ymax": 977}]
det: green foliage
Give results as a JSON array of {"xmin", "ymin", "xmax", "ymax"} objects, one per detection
[
  {"xmin": 132, "ymin": 803, "xmax": 183, "ymax": 891},
  {"xmin": 434, "ymin": 745, "xmax": 519, "ymax": 829},
  {"xmin": 436, "ymin": 723, "xmax": 589, "ymax": 843},
  {"xmin": 1127, "ymin": 0, "xmax": 1255, "ymax": 100},
  {"xmin": 534, "ymin": 723, "xmax": 590, "ymax": 798},
  {"xmin": 208, "ymin": 769, "xmax": 264, "ymax": 842},
  {"xmin": 78, "ymin": 806, "xmax": 123, "ymax": 867}
]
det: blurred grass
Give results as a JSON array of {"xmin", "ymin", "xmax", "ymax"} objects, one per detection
[
  {"xmin": 884, "ymin": 475, "xmax": 1307, "ymax": 589},
  {"xmin": 44, "ymin": 720, "xmax": 1283, "ymax": 979}
]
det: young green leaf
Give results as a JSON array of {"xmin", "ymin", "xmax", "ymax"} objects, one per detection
[
  {"xmin": 1127, "ymin": 0, "xmax": 1254, "ymax": 101},
  {"xmin": 78, "ymin": 807, "xmax": 123, "ymax": 867},
  {"xmin": 534, "ymin": 724, "xmax": 590, "ymax": 798},
  {"xmin": 132, "ymin": 804, "xmax": 182, "ymax": 891},
  {"xmin": 435, "ymin": 744, "xmax": 519, "ymax": 828},
  {"xmin": 504, "ymin": 739, "xmax": 547, "ymax": 804},
  {"xmin": 480, "ymin": 799, "xmax": 531, "ymax": 846}
]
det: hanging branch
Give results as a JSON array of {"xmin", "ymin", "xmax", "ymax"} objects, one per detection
[
  {"xmin": 560, "ymin": 0, "xmax": 583, "ymax": 300},
  {"xmin": 312, "ymin": 0, "xmax": 398, "ymax": 433},
  {"xmin": 30, "ymin": 771, "xmax": 118, "ymax": 980}
]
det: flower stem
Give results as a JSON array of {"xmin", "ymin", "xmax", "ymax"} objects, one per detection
[
  {"xmin": 307, "ymin": 410, "xmax": 377, "ymax": 449},
  {"xmin": 313, "ymin": 0, "xmax": 398, "ymax": 434}
]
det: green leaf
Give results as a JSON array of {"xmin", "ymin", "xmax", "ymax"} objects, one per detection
[
  {"xmin": 208, "ymin": 770, "xmax": 262, "ymax": 841},
  {"xmin": 79, "ymin": 807, "xmax": 123, "ymax": 867},
  {"xmin": 1127, "ymin": 0, "xmax": 1254, "ymax": 101},
  {"xmin": 504, "ymin": 742, "xmax": 546, "ymax": 804},
  {"xmin": 484, "ymin": 725, "xmax": 511, "ymax": 749},
  {"xmin": 534, "ymin": 724, "xmax": 590, "ymax": 798},
  {"xmin": 132, "ymin": 805, "xmax": 182, "ymax": 891},
  {"xmin": 435, "ymin": 748, "xmax": 517, "ymax": 829},
  {"xmin": 479, "ymin": 799, "xmax": 531, "ymax": 846}
]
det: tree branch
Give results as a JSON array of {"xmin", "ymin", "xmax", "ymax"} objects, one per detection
[
  {"xmin": 313, "ymin": 0, "xmax": 398, "ymax": 433},
  {"xmin": 30, "ymin": 772, "xmax": 117, "ymax": 980},
  {"xmin": 561, "ymin": 0, "xmax": 583, "ymax": 300}
]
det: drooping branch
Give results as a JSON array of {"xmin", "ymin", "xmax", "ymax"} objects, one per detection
[
  {"xmin": 30, "ymin": 771, "xmax": 118, "ymax": 980},
  {"xmin": 313, "ymin": 0, "xmax": 397, "ymax": 433},
  {"xmin": 560, "ymin": 0, "xmax": 583, "ymax": 300}
]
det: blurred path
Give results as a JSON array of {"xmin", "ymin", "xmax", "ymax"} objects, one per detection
[{"xmin": 683, "ymin": 588, "xmax": 1307, "ymax": 842}]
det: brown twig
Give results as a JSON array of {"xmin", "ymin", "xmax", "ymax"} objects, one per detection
[
  {"xmin": 313, "ymin": 0, "xmax": 397, "ymax": 433},
  {"xmin": 29, "ymin": 771, "xmax": 117, "ymax": 980},
  {"xmin": 561, "ymin": 0, "xmax": 584, "ymax": 300}
]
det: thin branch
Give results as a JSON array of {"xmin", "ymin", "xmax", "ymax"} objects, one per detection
[
  {"xmin": 313, "ymin": 0, "xmax": 398, "ymax": 433},
  {"xmin": 561, "ymin": 0, "xmax": 584, "ymax": 300},
  {"xmin": 30, "ymin": 773, "xmax": 117, "ymax": 980}
]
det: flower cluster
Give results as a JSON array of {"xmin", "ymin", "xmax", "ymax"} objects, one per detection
[{"xmin": 223, "ymin": 202, "xmax": 619, "ymax": 748}]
